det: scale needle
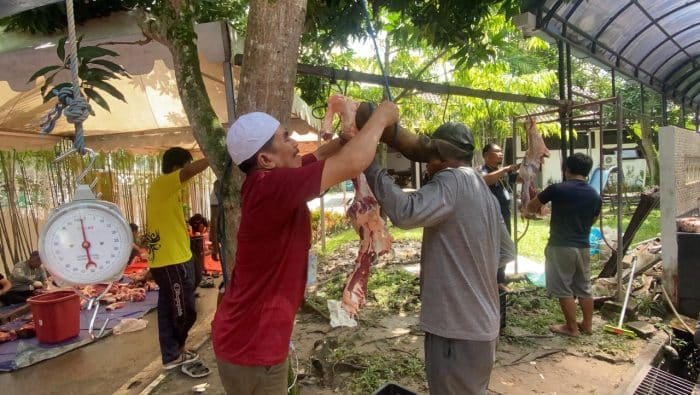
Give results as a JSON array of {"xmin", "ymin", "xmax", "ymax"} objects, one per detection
[{"xmin": 79, "ymin": 218, "xmax": 97, "ymax": 270}]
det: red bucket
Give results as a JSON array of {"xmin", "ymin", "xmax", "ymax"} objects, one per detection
[{"xmin": 27, "ymin": 291, "xmax": 80, "ymax": 344}]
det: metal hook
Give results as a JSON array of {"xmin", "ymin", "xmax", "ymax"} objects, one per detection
[
  {"xmin": 53, "ymin": 146, "xmax": 97, "ymax": 188},
  {"xmin": 79, "ymin": 282, "xmax": 112, "ymax": 339}
]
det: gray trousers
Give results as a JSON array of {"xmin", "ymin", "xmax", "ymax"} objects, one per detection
[
  {"xmin": 424, "ymin": 332, "xmax": 496, "ymax": 395},
  {"xmin": 216, "ymin": 358, "xmax": 288, "ymax": 395}
]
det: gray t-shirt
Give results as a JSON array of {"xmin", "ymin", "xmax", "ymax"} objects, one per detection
[{"xmin": 365, "ymin": 162, "xmax": 514, "ymax": 341}]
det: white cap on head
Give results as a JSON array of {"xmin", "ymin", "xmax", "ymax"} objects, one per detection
[{"xmin": 226, "ymin": 112, "xmax": 280, "ymax": 165}]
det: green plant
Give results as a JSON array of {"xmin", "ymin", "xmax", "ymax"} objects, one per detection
[
  {"xmin": 367, "ymin": 268, "xmax": 420, "ymax": 312},
  {"xmin": 348, "ymin": 352, "xmax": 425, "ymax": 394},
  {"xmin": 28, "ymin": 36, "xmax": 129, "ymax": 112},
  {"xmin": 311, "ymin": 209, "xmax": 351, "ymax": 241}
]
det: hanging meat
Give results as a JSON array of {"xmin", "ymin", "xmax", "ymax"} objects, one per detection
[
  {"xmin": 518, "ymin": 117, "xmax": 550, "ymax": 217},
  {"xmin": 321, "ymin": 94, "xmax": 392, "ymax": 317}
]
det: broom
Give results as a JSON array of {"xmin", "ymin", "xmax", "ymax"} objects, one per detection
[{"xmin": 603, "ymin": 256, "xmax": 637, "ymax": 337}]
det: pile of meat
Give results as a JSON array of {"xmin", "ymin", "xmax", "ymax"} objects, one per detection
[
  {"xmin": 79, "ymin": 273, "xmax": 158, "ymax": 311},
  {"xmin": 321, "ymin": 94, "xmax": 393, "ymax": 317},
  {"xmin": 0, "ymin": 321, "xmax": 36, "ymax": 344},
  {"xmin": 518, "ymin": 117, "xmax": 550, "ymax": 217}
]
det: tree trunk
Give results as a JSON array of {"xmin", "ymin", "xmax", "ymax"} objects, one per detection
[
  {"xmin": 237, "ymin": 0, "xmax": 307, "ymax": 121},
  {"xmin": 639, "ymin": 117, "xmax": 659, "ymax": 185},
  {"xmin": 137, "ymin": 2, "xmax": 243, "ymax": 277}
]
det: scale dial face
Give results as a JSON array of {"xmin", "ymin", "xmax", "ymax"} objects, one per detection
[{"xmin": 39, "ymin": 201, "xmax": 133, "ymax": 286}]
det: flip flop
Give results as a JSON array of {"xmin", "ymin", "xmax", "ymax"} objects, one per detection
[
  {"xmin": 163, "ymin": 351, "xmax": 198, "ymax": 370},
  {"xmin": 181, "ymin": 360, "xmax": 211, "ymax": 378}
]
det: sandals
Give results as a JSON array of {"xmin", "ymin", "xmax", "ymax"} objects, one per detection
[
  {"xmin": 163, "ymin": 350, "xmax": 199, "ymax": 370},
  {"xmin": 181, "ymin": 360, "xmax": 211, "ymax": 378}
]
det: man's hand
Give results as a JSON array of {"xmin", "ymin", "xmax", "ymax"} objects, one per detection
[
  {"xmin": 508, "ymin": 163, "xmax": 521, "ymax": 173},
  {"xmin": 370, "ymin": 101, "xmax": 399, "ymax": 129},
  {"xmin": 33, "ymin": 281, "xmax": 44, "ymax": 289}
]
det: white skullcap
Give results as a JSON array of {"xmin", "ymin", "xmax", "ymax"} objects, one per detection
[{"xmin": 226, "ymin": 112, "xmax": 280, "ymax": 165}]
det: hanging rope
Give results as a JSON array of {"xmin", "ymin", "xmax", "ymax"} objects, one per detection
[
  {"xmin": 359, "ymin": 0, "xmax": 392, "ymax": 101},
  {"xmin": 40, "ymin": 0, "xmax": 90, "ymax": 155}
]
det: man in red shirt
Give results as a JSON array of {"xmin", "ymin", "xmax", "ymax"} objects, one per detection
[{"xmin": 211, "ymin": 104, "xmax": 399, "ymax": 394}]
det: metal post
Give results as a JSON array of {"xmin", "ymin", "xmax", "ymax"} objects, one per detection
[
  {"xmin": 680, "ymin": 98, "xmax": 686, "ymax": 128},
  {"xmin": 566, "ymin": 42, "xmax": 574, "ymax": 156},
  {"xmin": 220, "ymin": 21, "xmax": 236, "ymax": 121},
  {"xmin": 661, "ymin": 92, "xmax": 668, "ymax": 126},
  {"xmin": 611, "ymin": 69, "xmax": 616, "ymax": 97},
  {"xmin": 512, "ymin": 118, "xmax": 518, "ymax": 274},
  {"xmin": 319, "ymin": 132, "xmax": 326, "ymax": 252},
  {"xmin": 696, "ymin": 105, "xmax": 699, "ymax": 133},
  {"xmin": 558, "ymin": 39, "xmax": 568, "ymax": 178},
  {"xmin": 615, "ymin": 95, "xmax": 625, "ymax": 301}
]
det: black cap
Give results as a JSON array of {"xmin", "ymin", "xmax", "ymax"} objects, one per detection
[
  {"xmin": 432, "ymin": 122, "xmax": 475, "ymax": 152},
  {"xmin": 431, "ymin": 122, "xmax": 475, "ymax": 162}
]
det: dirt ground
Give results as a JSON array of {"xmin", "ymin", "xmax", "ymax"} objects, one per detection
[{"xmin": 151, "ymin": 240, "xmax": 655, "ymax": 395}]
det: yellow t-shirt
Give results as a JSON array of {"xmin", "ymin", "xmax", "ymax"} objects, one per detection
[{"xmin": 145, "ymin": 170, "xmax": 192, "ymax": 268}]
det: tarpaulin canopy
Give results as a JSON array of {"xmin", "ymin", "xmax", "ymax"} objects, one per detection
[
  {"xmin": 530, "ymin": 0, "xmax": 700, "ymax": 111},
  {"xmin": 0, "ymin": 12, "xmax": 320, "ymax": 154}
]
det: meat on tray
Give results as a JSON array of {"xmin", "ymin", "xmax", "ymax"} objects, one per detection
[
  {"xmin": 321, "ymin": 94, "xmax": 393, "ymax": 317},
  {"xmin": 0, "ymin": 330, "xmax": 17, "ymax": 343}
]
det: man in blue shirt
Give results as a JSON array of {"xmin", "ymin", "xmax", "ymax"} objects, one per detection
[{"xmin": 526, "ymin": 153, "xmax": 601, "ymax": 337}]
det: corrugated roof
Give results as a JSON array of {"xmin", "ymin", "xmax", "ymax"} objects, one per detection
[{"xmin": 531, "ymin": 0, "xmax": 700, "ymax": 111}]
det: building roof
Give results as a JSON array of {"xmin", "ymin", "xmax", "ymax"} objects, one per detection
[{"xmin": 530, "ymin": 0, "xmax": 700, "ymax": 112}]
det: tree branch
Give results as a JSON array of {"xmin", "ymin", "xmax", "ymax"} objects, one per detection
[{"xmin": 97, "ymin": 37, "xmax": 152, "ymax": 47}]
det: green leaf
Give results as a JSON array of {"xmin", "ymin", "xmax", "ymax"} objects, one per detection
[
  {"xmin": 77, "ymin": 46, "xmax": 119, "ymax": 62},
  {"xmin": 84, "ymin": 87, "xmax": 110, "ymax": 112},
  {"xmin": 43, "ymin": 82, "xmax": 73, "ymax": 102},
  {"xmin": 40, "ymin": 69, "xmax": 62, "ymax": 96},
  {"xmin": 57, "ymin": 37, "xmax": 66, "ymax": 63},
  {"xmin": 89, "ymin": 80, "xmax": 126, "ymax": 102},
  {"xmin": 88, "ymin": 59, "xmax": 129, "ymax": 76},
  {"xmin": 83, "ymin": 68, "xmax": 119, "ymax": 82},
  {"xmin": 27, "ymin": 65, "xmax": 62, "ymax": 83}
]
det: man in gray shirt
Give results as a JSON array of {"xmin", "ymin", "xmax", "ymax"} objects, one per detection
[
  {"xmin": 364, "ymin": 122, "xmax": 514, "ymax": 395},
  {"xmin": 0, "ymin": 251, "xmax": 47, "ymax": 305}
]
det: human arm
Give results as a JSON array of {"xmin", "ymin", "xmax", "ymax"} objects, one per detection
[
  {"xmin": 179, "ymin": 158, "xmax": 210, "ymax": 183},
  {"xmin": 526, "ymin": 184, "xmax": 554, "ymax": 215},
  {"xmin": 482, "ymin": 165, "xmax": 519, "ymax": 186},
  {"xmin": 313, "ymin": 137, "xmax": 348, "ymax": 161},
  {"xmin": 363, "ymin": 161, "xmax": 455, "ymax": 229},
  {"xmin": 320, "ymin": 101, "xmax": 399, "ymax": 193}
]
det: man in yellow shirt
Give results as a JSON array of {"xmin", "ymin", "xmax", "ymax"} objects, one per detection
[{"xmin": 145, "ymin": 147, "xmax": 210, "ymax": 377}]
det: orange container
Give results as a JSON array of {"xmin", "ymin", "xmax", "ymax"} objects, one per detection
[{"xmin": 27, "ymin": 291, "xmax": 81, "ymax": 344}]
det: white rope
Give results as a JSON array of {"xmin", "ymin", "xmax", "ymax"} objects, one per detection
[{"xmin": 40, "ymin": 0, "xmax": 90, "ymax": 154}]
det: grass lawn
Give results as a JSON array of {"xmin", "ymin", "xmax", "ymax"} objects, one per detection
[{"xmin": 316, "ymin": 209, "xmax": 661, "ymax": 264}]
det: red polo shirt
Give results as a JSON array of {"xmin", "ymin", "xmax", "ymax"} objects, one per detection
[{"xmin": 212, "ymin": 154, "xmax": 323, "ymax": 366}]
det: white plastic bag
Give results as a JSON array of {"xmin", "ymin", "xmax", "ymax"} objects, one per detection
[
  {"xmin": 112, "ymin": 318, "xmax": 148, "ymax": 335},
  {"xmin": 327, "ymin": 299, "xmax": 357, "ymax": 328}
]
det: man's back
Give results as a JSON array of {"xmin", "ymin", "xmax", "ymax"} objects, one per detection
[
  {"xmin": 367, "ymin": 164, "xmax": 507, "ymax": 341},
  {"xmin": 420, "ymin": 167, "xmax": 503, "ymax": 342},
  {"xmin": 539, "ymin": 180, "xmax": 601, "ymax": 248}
]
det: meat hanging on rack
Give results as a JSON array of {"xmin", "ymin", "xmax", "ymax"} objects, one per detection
[
  {"xmin": 321, "ymin": 94, "xmax": 393, "ymax": 317},
  {"xmin": 518, "ymin": 117, "xmax": 550, "ymax": 217}
]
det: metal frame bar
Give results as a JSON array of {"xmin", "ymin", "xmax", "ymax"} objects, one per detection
[
  {"xmin": 618, "ymin": 1, "xmax": 699, "ymax": 59},
  {"xmin": 670, "ymin": 68, "xmax": 700, "ymax": 98},
  {"xmin": 665, "ymin": 48, "xmax": 700, "ymax": 91},
  {"xmin": 592, "ymin": 2, "xmax": 634, "ymax": 54},
  {"xmin": 638, "ymin": 23, "xmax": 700, "ymax": 80},
  {"xmin": 656, "ymin": 54, "xmax": 700, "ymax": 91},
  {"xmin": 541, "ymin": 0, "xmax": 567, "ymax": 28},
  {"xmin": 544, "ymin": 10, "xmax": 652, "ymax": 80}
]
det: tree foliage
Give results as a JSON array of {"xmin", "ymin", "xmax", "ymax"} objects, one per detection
[{"xmin": 28, "ymin": 36, "xmax": 130, "ymax": 112}]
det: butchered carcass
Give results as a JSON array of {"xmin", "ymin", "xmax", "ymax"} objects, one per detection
[
  {"xmin": 321, "ymin": 94, "xmax": 393, "ymax": 317},
  {"xmin": 518, "ymin": 117, "xmax": 549, "ymax": 217}
]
